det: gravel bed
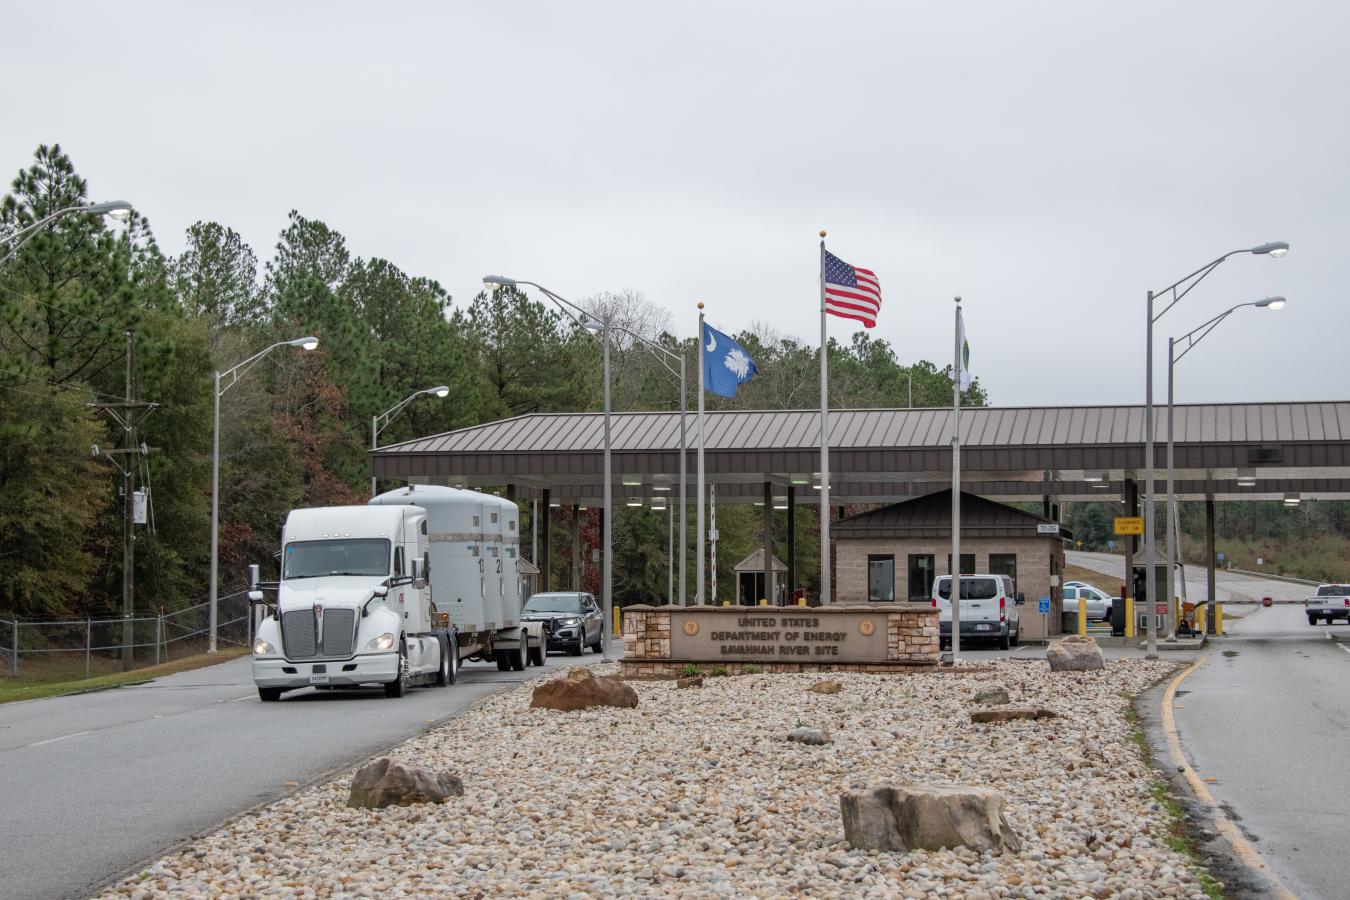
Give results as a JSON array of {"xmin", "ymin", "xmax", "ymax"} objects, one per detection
[{"xmin": 97, "ymin": 659, "xmax": 1214, "ymax": 900}]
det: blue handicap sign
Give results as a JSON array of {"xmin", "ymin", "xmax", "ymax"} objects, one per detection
[{"xmin": 1038, "ymin": 596, "xmax": 1051, "ymax": 614}]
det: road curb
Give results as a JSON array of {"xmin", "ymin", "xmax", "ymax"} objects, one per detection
[{"xmin": 1161, "ymin": 657, "xmax": 1298, "ymax": 900}]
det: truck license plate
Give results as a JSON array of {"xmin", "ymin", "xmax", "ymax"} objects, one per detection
[{"xmin": 309, "ymin": 673, "xmax": 329, "ymax": 684}]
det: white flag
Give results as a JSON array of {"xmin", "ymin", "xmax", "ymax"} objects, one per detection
[{"xmin": 957, "ymin": 310, "xmax": 971, "ymax": 392}]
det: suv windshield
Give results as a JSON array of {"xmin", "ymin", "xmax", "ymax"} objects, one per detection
[
  {"xmin": 525, "ymin": 595, "xmax": 582, "ymax": 613},
  {"xmin": 283, "ymin": 539, "xmax": 390, "ymax": 579},
  {"xmin": 937, "ymin": 577, "xmax": 998, "ymax": 600},
  {"xmin": 1318, "ymin": 585, "xmax": 1350, "ymax": 596}
]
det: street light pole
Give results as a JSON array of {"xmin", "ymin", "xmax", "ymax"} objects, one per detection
[
  {"xmin": 0, "ymin": 200, "xmax": 133, "ymax": 266},
  {"xmin": 209, "ymin": 336, "xmax": 318, "ymax": 652},
  {"xmin": 370, "ymin": 386, "xmax": 451, "ymax": 497},
  {"xmin": 1143, "ymin": 242, "xmax": 1286, "ymax": 658},
  {"xmin": 1165, "ymin": 298, "xmax": 1286, "ymax": 641}
]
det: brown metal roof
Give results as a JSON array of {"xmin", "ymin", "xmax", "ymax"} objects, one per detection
[
  {"xmin": 380, "ymin": 403, "xmax": 1350, "ymax": 454},
  {"xmin": 370, "ymin": 402, "xmax": 1350, "ymax": 503},
  {"xmin": 833, "ymin": 489, "xmax": 1074, "ymax": 541}
]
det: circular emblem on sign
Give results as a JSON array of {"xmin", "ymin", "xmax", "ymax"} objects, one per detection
[
  {"xmin": 859, "ymin": 619, "xmax": 876, "ymax": 636},
  {"xmin": 683, "ymin": 620, "xmax": 700, "ymax": 635}
]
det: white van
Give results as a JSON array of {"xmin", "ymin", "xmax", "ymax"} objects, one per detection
[{"xmin": 932, "ymin": 574, "xmax": 1021, "ymax": 650}]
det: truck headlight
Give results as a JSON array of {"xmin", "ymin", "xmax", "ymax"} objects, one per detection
[
  {"xmin": 366, "ymin": 632, "xmax": 395, "ymax": 651},
  {"xmin": 253, "ymin": 639, "xmax": 276, "ymax": 656}
]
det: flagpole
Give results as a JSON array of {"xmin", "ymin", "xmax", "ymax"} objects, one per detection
[
  {"xmin": 819, "ymin": 232, "xmax": 831, "ymax": 607},
  {"xmin": 952, "ymin": 296, "xmax": 963, "ymax": 663},
  {"xmin": 697, "ymin": 303, "xmax": 707, "ymax": 606}
]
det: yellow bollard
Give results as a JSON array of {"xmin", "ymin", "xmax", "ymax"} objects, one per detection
[
  {"xmin": 614, "ymin": 607, "xmax": 622, "ymax": 637},
  {"xmin": 759, "ymin": 598, "xmax": 768, "ymax": 605},
  {"xmin": 797, "ymin": 597, "xmax": 807, "ymax": 606},
  {"xmin": 1216, "ymin": 605, "xmax": 1224, "ymax": 635},
  {"xmin": 1078, "ymin": 596, "xmax": 1088, "ymax": 637},
  {"xmin": 1126, "ymin": 597, "xmax": 1135, "ymax": 637},
  {"xmin": 722, "ymin": 600, "xmax": 730, "ymax": 606}
]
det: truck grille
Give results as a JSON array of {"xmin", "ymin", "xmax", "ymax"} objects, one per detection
[{"xmin": 282, "ymin": 609, "xmax": 357, "ymax": 659}]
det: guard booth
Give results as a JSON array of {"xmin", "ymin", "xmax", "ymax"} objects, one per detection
[
  {"xmin": 1129, "ymin": 546, "xmax": 1172, "ymax": 635},
  {"xmin": 518, "ymin": 557, "xmax": 540, "ymax": 604},
  {"xmin": 734, "ymin": 549, "xmax": 787, "ymax": 606}
]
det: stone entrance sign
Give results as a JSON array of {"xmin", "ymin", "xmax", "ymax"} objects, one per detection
[
  {"xmin": 671, "ymin": 609, "xmax": 888, "ymax": 663},
  {"xmin": 622, "ymin": 604, "xmax": 940, "ymax": 677}
]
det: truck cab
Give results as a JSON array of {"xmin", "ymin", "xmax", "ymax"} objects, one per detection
[{"xmin": 251, "ymin": 504, "xmax": 454, "ymax": 701}]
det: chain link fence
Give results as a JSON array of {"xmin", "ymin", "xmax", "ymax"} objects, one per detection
[{"xmin": 1, "ymin": 590, "xmax": 253, "ymax": 680}]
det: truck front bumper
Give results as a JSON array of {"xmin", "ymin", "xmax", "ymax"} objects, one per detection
[{"xmin": 252, "ymin": 652, "xmax": 400, "ymax": 690}]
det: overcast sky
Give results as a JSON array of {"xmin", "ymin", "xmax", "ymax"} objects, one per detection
[{"xmin": 3, "ymin": 2, "xmax": 1343, "ymax": 408}]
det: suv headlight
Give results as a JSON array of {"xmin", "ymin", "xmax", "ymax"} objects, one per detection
[
  {"xmin": 366, "ymin": 632, "xmax": 395, "ymax": 651},
  {"xmin": 561, "ymin": 617, "xmax": 581, "ymax": 626},
  {"xmin": 253, "ymin": 639, "xmax": 276, "ymax": 656}
]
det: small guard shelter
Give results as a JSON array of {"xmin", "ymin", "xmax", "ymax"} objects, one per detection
[
  {"xmin": 518, "ymin": 557, "xmax": 540, "ymax": 603},
  {"xmin": 733, "ymin": 549, "xmax": 788, "ymax": 606}
]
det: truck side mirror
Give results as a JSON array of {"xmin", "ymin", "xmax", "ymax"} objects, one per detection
[
  {"xmin": 249, "ymin": 564, "xmax": 260, "ymax": 588},
  {"xmin": 1016, "ymin": 592, "xmax": 1025, "ymax": 605},
  {"xmin": 372, "ymin": 586, "xmax": 389, "ymax": 598}
]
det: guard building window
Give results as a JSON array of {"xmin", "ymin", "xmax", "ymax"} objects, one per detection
[
  {"xmin": 990, "ymin": 553, "xmax": 1017, "ymax": 597},
  {"xmin": 908, "ymin": 554, "xmax": 936, "ymax": 601},
  {"xmin": 491, "ymin": 512, "xmax": 498, "ymax": 524},
  {"xmin": 509, "ymin": 520, "xmax": 516, "ymax": 531},
  {"xmin": 868, "ymin": 555, "xmax": 895, "ymax": 602},
  {"xmin": 472, "ymin": 515, "xmax": 480, "ymax": 527},
  {"xmin": 946, "ymin": 554, "xmax": 976, "ymax": 576}
]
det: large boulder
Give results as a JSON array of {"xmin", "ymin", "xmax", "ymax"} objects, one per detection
[
  {"xmin": 808, "ymin": 680, "xmax": 842, "ymax": 694},
  {"xmin": 1047, "ymin": 635, "xmax": 1106, "ymax": 672},
  {"xmin": 347, "ymin": 757, "xmax": 463, "ymax": 809},
  {"xmin": 530, "ymin": 674, "xmax": 639, "ymax": 711},
  {"xmin": 787, "ymin": 727, "xmax": 832, "ymax": 746},
  {"xmin": 840, "ymin": 784, "xmax": 1023, "ymax": 855}
]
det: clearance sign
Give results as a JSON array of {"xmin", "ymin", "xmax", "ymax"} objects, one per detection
[{"xmin": 1114, "ymin": 517, "xmax": 1144, "ymax": 535}]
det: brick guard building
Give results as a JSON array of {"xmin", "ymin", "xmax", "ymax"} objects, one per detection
[{"xmin": 833, "ymin": 489, "xmax": 1071, "ymax": 641}]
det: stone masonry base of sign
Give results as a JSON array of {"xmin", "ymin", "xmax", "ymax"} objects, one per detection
[{"xmin": 621, "ymin": 604, "xmax": 939, "ymax": 678}]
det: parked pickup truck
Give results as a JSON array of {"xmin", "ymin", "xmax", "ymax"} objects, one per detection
[{"xmin": 1305, "ymin": 584, "xmax": 1350, "ymax": 625}]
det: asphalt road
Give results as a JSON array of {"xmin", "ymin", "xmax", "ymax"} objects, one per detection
[{"xmin": 0, "ymin": 645, "xmax": 610, "ymax": 900}]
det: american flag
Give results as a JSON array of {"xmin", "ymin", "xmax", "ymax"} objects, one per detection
[{"xmin": 824, "ymin": 250, "xmax": 882, "ymax": 328}]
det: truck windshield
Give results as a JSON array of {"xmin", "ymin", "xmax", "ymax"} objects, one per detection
[
  {"xmin": 524, "ymin": 595, "xmax": 582, "ymax": 613},
  {"xmin": 1317, "ymin": 585, "xmax": 1350, "ymax": 596},
  {"xmin": 937, "ymin": 578, "xmax": 998, "ymax": 600},
  {"xmin": 283, "ymin": 539, "xmax": 390, "ymax": 579}
]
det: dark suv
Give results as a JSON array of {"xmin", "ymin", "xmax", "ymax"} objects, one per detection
[{"xmin": 522, "ymin": 592, "xmax": 604, "ymax": 656}]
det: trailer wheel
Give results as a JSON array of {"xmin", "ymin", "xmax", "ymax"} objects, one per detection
[
  {"xmin": 496, "ymin": 650, "xmax": 512, "ymax": 672},
  {"xmin": 258, "ymin": 687, "xmax": 282, "ymax": 702},
  {"xmin": 510, "ymin": 641, "xmax": 526, "ymax": 672},
  {"xmin": 385, "ymin": 644, "xmax": 409, "ymax": 698},
  {"xmin": 528, "ymin": 641, "xmax": 545, "ymax": 667}
]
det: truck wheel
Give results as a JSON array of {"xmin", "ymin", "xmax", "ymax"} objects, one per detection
[
  {"xmin": 999, "ymin": 630, "xmax": 1011, "ymax": 650},
  {"xmin": 258, "ymin": 687, "xmax": 282, "ymax": 702},
  {"xmin": 442, "ymin": 634, "xmax": 458, "ymax": 685},
  {"xmin": 496, "ymin": 650, "xmax": 512, "ymax": 672},
  {"xmin": 528, "ymin": 636, "xmax": 544, "ymax": 667},
  {"xmin": 510, "ymin": 642, "xmax": 526, "ymax": 672},
  {"xmin": 384, "ymin": 645, "xmax": 409, "ymax": 698},
  {"xmin": 1309, "ymin": 615, "xmax": 1319, "ymax": 626}
]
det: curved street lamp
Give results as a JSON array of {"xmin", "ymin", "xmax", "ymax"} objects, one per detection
[
  {"xmin": 370, "ymin": 386, "xmax": 451, "ymax": 497},
  {"xmin": 1143, "ymin": 243, "xmax": 1287, "ymax": 656},
  {"xmin": 0, "ymin": 200, "xmax": 135, "ymax": 266},
  {"xmin": 1163, "ymin": 298, "xmax": 1285, "ymax": 640},
  {"xmin": 209, "ymin": 336, "xmax": 319, "ymax": 652}
]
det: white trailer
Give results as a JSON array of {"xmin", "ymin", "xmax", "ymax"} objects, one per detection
[{"xmin": 249, "ymin": 486, "xmax": 542, "ymax": 701}]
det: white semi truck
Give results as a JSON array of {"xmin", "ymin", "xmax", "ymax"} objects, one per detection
[{"xmin": 250, "ymin": 485, "xmax": 543, "ymax": 701}]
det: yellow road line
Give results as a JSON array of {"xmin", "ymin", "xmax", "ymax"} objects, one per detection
[{"xmin": 1161, "ymin": 657, "xmax": 1297, "ymax": 900}]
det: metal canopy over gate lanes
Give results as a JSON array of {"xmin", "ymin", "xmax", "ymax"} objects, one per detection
[{"xmin": 368, "ymin": 402, "xmax": 1350, "ymax": 505}]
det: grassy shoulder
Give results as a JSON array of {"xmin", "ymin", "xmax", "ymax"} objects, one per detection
[{"xmin": 0, "ymin": 647, "xmax": 250, "ymax": 704}]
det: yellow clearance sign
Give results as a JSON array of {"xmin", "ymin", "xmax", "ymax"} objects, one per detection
[{"xmin": 1114, "ymin": 517, "xmax": 1144, "ymax": 535}]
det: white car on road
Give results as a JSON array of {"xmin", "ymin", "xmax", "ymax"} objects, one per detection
[
  {"xmin": 1063, "ymin": 582, "xmax": 1114, "ymax": 623},
  {"xmin": 1305, "ymin": 584, "xmax": 1350, "ymax": 625}
]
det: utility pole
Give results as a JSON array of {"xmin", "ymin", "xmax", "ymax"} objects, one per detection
[{"xmin": 90, "ymin": 332, "xmax": 158, "ymax": 671}]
